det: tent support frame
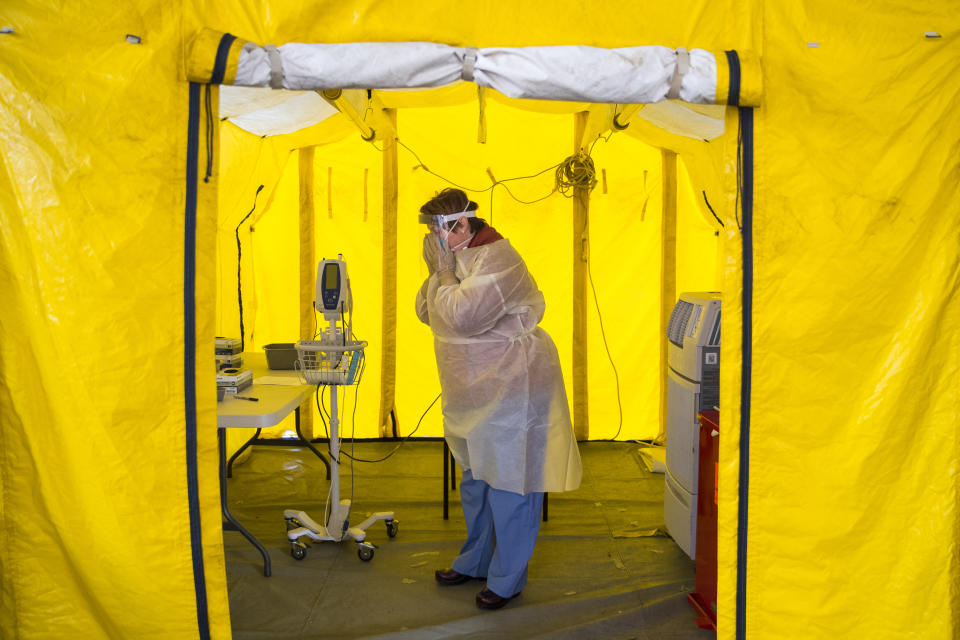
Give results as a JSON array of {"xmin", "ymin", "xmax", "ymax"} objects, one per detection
[
  {"xmin": 298, "ymin": 146, "xmax": 316, "ymax": 439},
  {"xmin": 659, "ymin": 150, "xmax": 678, "ymax": 439},
  {"xmin": 572, "ymin": 111, "xmax": 590, "ymax": 440}
]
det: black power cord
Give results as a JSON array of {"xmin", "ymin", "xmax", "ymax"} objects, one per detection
[
  {"xmin": 315, "ymin": 383, "xmax": 441, "ymax": 465},
  {"xmin": 235, "ymin": 185, "xmax": 264, "ymax": 351}
]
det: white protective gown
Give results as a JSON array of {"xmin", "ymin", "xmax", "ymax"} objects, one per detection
[{"xmin": 416, "ymin": 238, "xmax": 582, "ymax": 495}]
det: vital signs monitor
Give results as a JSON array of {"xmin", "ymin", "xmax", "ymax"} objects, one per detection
[{"xmin": 316, "ymin": 257, "xmax": 351, "ymax": 321}]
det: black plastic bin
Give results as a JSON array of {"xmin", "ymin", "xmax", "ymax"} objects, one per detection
[{"xmin": 263, "ymin": 343, "xmax": 299, "ymax": 370}]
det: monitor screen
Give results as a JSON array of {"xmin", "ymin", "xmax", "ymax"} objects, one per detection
[{"xmin": 324, "ymin": 263, "xmax": 338, "ymax": 290}]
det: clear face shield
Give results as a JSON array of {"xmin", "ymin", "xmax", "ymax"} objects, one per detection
[{"xmin": 418, "ymin": 208, "xmax": 477, "ymax": 251}]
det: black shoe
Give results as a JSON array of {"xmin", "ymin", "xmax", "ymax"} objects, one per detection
[
  {"xmin": 476, "ymin": 587, "xmax": 521, "ymax": 610},
  {"xmin": 435, "ymin": 568, "xmax": 478, "ymax": 586}
]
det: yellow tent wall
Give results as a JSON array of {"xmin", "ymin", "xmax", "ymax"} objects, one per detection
[
  {"xmin": 1, "ymin": 2, "xmax": 957, "ymax": 640},
  {"xmin": 719, "ymin": 5, "xmax": 959, "ymax": 637},
  {"xmin": 0, "ymin": 5, "xmax": 232, "ymax": 640}
]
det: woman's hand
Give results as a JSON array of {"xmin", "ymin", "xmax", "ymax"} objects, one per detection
[
  {"xmin": 424, "ymin": 233, "xmax": 457, "ymax": 279},
  {"xmin": 422, "ymin": 234, "xmax": 439, "ymax": 275},
  {"xmin": 436, "ymin": 237, "xmax": 456, "ymax": 275}
]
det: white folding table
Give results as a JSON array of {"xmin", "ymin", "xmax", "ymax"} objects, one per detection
[{"xmin": 217, "ymin": 373, "xmax": 315, "ymax": 577}]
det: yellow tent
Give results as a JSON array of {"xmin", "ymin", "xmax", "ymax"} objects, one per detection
[{"xmin": 1, "ymin": 2, "xmax": 957, "ymax": 639}]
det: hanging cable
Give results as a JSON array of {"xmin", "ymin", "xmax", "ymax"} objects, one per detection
[
  {"xmin": 235, "ymin": 185, "xmax": 264, "ymax": 351},
  {"xmin": 702, "ymin": 190, "xmax": 724, "ymax": 228},
  {"xmin": 313, "ymin": 345, "xmax": 368, "ymax": 465},
  {"xmin": 315, "ymin": 384, "xmax": 336, "ymax": 463},
  {"xmin": 385, "ymin": 135, "xmax": 611, "ymax": 219},
  {"xmin": 587, "ymin": 254, "xmax": 624, "ymax": 441},
  {"xmin": 555, "ymin": 151, "xmax": 598, "ymax": 197},
  {"xmin": 365, "ymin": 116, "xmax": 616, "ymax": 226},
  {"xmin": 735, "ymin": 120, "xmax": 743, "ymax": 231},
  {"xmin": 203, "ymin": 84, "xmax": 215, "ymax": 183},
  {"xmin": 312, "ymin": 346, "xmax": 405, "ymax": 465},
  {"xmin": 389, "ymin": 408, "xmax": 399, "ymax": 438},
  {"xmin": 338, "ymin": 392, "xmax": 441, "ymax": 464}
]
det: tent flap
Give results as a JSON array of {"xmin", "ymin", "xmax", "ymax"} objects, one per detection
[{"xmin": 216, "ymin": 37, "xmax": 752, "ymax": 105}]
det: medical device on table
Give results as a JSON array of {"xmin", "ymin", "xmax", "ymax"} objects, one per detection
[{"xmin": 284, "ymin": 255, "xmax": 398, "ymax": 562}]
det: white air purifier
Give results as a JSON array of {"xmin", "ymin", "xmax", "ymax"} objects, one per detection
[{"xmin": 663, "ymin": 292, "xmax": 721, "ymax": 559}]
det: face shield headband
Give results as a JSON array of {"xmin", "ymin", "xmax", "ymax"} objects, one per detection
[{"xmin": 418, "ymin": 207, "xmax": 477, "ymax": 228}]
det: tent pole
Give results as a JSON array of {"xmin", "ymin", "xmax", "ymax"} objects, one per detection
[
  {"xmin": 379, "ymin": 108, "xmax": 399, "ymax": 437},
  {"xmin": 298, "ymin": 147, "xmax": 316, "ymax": 439},
  {"xmin": 320, "ymin": 89, "xmax": 398, "ymax": 142},
  {"xmin": 659, "ymin": 150, "xmax": 678, "ymax": 440},
  {"xmin": 572, "ymin": 112, "xmax": 590, "ymax": 441},
  {"xmin": 321, "ymin": 89, "xmax": 376, "ymax": 140}
]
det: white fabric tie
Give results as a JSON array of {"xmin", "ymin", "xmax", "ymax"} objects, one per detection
[
  {"xmin": 264, "ymin": 44, "xmax": 284, "ymax": 89},
  {"xmin": 461, "ymin": 47, "xmax": 478, "ymax": 82},
  {"xmin": 667, "ymin": 47, "xmax": 690, "ymax": 100}
]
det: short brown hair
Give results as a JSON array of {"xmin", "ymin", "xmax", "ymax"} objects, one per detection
[{"xmin": 419, "ymin": 188, "xmax": 486, "ymax": 233}]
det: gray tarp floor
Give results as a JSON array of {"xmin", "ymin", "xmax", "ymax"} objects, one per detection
[{"xmin": 224, "ymin": 440, "xmax": 716, "ymax": 639}]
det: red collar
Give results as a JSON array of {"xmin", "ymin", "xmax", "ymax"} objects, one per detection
[{"xmin": 467, "ymin": 225, "xmax": 504, "ymax": 248}]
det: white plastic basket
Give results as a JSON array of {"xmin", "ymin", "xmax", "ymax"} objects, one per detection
[{"xmin": 295, "ymin": 339, "xmax": 367, "ymax": 385}]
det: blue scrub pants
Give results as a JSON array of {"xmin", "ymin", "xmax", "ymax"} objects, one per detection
[{"xmin": 450, "ymin": 469, "xmax": 545, "ymax": 598}]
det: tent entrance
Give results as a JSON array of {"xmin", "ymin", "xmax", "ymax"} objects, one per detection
[{"xmin": 185, "ymin": 30, "xmax": 757, "ymax": 640}]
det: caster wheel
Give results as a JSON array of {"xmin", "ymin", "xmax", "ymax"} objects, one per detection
[
  {"xmin": 358, "ymin": 546, "xmax": 374, "ymax": 562},
  {"xmin": 291, "ymin": 543, "xmax": 307, "ymax": 560},
  {"xmin": 386, "ymin": 519, "xmax": 399, "ymax": 538}
]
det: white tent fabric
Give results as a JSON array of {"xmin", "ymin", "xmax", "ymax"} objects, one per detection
[
  {"xmin": 219, "ymin": 85, "xmax": 309, "ymax": 117},
  {"xmin": 234, "ymin": 42, "xmax": 717, "ymax": 104},
  {"xmin": 636, "ymin": 102, "xmax": 726, "ymax": 140},
  {"xmin": 219, "ymin": 86, "xmax": 336, "ymax": 136},
  {"xmin": 219, "ymin": 88, "xmax": 726, "ymax": 141}
]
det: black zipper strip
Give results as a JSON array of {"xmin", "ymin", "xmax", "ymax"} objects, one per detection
[
  {"xmin": 735, "ymin": 104, "xmax": 754, "ymax": 640},
  {"xmin": 210, "ymin": 33, "xmax": 237, "ymax": 84},
  {"xmin": 725, "ymin": 50, "xmax": 741, "ymax": 107},
  {"xmin": 185, "ymin": 81, "xmax": 211, "ymax": 640}
]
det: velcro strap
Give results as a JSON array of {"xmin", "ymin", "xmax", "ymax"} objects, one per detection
[
  {"xmin": 461, "ymin": 47, "xmax": 478, "ymax": 82},
  {"xmin": 264, "ymin": 44, "xmax": 283, "ymax": 89},
  {"xmin": 667, "ymin": 47, "xmax": 690, "ymax": 100}
]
